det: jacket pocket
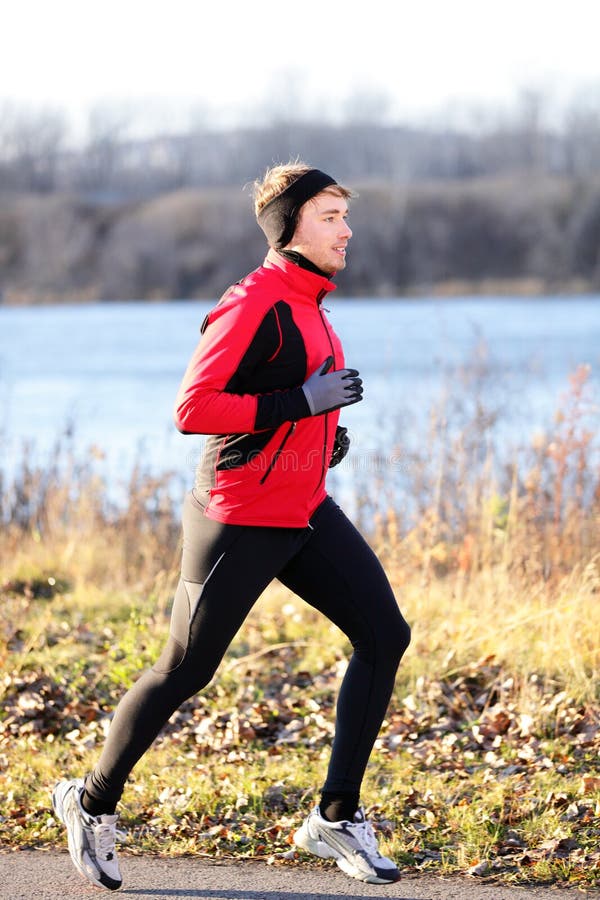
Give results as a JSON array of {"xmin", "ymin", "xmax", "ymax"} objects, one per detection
[
  {"xmin": 259, "ymin": 422, "xmax": 296, "ymax": 484},
  {"xmin": 216, "ymin": 428, "xmax": 277, "ymax": 470}
]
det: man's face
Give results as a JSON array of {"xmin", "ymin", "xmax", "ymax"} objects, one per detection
[{"xmin": 286, "ymin": 190, "xmax": 352, "ymax": 275}]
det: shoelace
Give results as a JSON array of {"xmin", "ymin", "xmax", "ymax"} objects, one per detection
[
  {"xmin": 354, "ymin": 819, "xmax": 380, "ymax": 855},
  {"xmin": 93, "ymin": 821, "xmax": 126, "ymax": 860}
]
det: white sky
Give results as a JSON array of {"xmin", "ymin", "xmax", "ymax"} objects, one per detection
[{"xmin": 2, "ymin": 0, "xmax": 600, "ymax": 137}]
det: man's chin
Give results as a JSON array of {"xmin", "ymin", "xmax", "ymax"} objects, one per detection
[{"xmin": 330, "ymin": 257, "xmax": 347, "ymax": 274}]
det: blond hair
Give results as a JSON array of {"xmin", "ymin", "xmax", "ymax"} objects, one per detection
[{"xmin": 252, "ymin": 160, "xmax": 355, "ymax": 218}]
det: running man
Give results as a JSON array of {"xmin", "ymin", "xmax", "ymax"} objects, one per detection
[{"xmin": 52, "ymin": 162, "xmax": 411, "ymax": 891}]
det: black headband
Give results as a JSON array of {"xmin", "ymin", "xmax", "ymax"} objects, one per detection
[{"xmin": 257, "ymin": 169, "xmax": 338, "ymax": 248}]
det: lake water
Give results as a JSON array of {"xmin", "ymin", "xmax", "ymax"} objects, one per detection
[{"xmin": 1, "ymin": 297, "xmax": 598, "ymax": 506}]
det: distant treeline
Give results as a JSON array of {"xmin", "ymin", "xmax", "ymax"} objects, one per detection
[
  {"xmin": 2, "ymin": 174, "xmax": 600, "ymax": 303},
  {"xmin": 1, "ymin": 106, "xmax": 600, "ymax": 301},
  {"xmin": 3, "ymin": 91, "xmax": 600, "ymax": 194}
]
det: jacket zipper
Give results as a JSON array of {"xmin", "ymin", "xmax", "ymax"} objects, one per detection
[
  {"xmin": 260, "ymin": 292, "xmax": 334, "ymax": 489},
  {"xmin": 315, "ymin": 296, "xmax": 337, "ymax": 493},
  {"xmin": 260, "ymin": 422, "xmax": 296, "ymax": 484}
]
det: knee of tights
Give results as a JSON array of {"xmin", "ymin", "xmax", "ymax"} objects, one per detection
[
  {"xmin": 376, "ymin": 617, "xmax": 411, "ymax": 667},
  {"xmin": 349, "ymin": 614, "xmax": 411, "ymax": 668},
  {"xmin": 149, "ymin": 660, "xmax": 216, "ymax": 702},
  {"xmin": 153, "ymin": 634, "xmax": 186, "ymax": 675},
  {"xmin": 393, "ymin": 618, "xmax": 412, "ymax": 659},
  {"xmin": 152, "ymin": 635, "xmax": 218, "ymax": 694},
  {"xmin": 398, "ymin": 618, "xmax": 412, "ymax": 654}
]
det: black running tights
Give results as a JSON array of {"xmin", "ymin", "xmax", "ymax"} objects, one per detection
[{"xmin": 85, "ymin": 492, "xmax": 411, "ymax": 809}]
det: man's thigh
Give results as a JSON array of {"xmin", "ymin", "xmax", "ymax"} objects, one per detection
[{"xmin": 277, "ymin": 497, "xmax": 405, "ymax": 645}]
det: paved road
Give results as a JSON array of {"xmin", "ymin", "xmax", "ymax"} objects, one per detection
[{"xmin": 0, "ymin": 851, "xmax": 593, "ymax": 900}]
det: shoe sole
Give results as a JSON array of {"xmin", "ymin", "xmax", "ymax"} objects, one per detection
[{"xmin": 293, "ymin": 826, "xmax": 398, "ymax": 884}]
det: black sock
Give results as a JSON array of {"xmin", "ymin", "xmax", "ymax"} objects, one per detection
[
  {"xmin": 81, "ymin": 788, "xmax": 117, "ymax": 818},
  {"xmin": 320, "ymin": 791, "xmax": 360, "ymax": 823}
]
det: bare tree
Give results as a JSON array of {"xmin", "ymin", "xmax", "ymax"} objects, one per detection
[
  {"xmin": 0, "ymin": 103, "xmax": 66, "ymax": 191},
  {"xmin": 79, "ymin": 102, "xmax": 136, "ymax": 194},
  {"xmin": 562, "ymin": 88, "xmax": 600, "ymax": 177}
]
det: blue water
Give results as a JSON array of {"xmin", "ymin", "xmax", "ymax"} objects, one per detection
[{"xmin": 1, "ymin": 297, "xmax": 598, "ymax": 504}]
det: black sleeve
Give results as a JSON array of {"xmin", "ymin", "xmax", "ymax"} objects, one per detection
[
  {"xmin": 255, "ymin": 388, "xmax": 311, "ymax": 429},
  {"xmin": 224, "ymin": 307, "xmax": 282, "ymax": 393},
  {"xmin": 225, "ymin": 304, "xmax": 312, "ymax": 429}
]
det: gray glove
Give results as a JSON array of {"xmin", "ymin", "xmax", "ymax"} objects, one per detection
[{"xmin": 302, "ymin": 356, "xmax": 363, "ymax": 416}]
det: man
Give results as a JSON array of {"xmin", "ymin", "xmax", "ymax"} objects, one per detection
[{"xmin": 52, "ymin": 162, "xmax": 411, "ymax": 891}]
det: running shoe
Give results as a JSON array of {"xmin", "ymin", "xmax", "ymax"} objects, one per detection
[
  {"xmin": 293, "ymin": 806, "xmax": 400, "ymax": 884},
  {"xmin": 52, "ymin": 778, "xmax": 123, "ymax": 891}
]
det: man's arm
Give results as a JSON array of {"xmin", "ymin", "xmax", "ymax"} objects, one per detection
[{"xmin": 173, "ymin": 300, "xmax": 309, "ymax": 435}]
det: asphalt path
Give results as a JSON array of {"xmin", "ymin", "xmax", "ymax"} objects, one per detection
[{"xmin": 0, "ymin": 851, "xmax": 593, "ymax": 900}]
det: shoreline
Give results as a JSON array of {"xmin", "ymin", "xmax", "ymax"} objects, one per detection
[{"xmin": 1, "ymin": 278, "xmax": 599, "ymax": 307}]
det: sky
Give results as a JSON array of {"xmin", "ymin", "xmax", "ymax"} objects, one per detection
[{"xmin": 2, "ymin": 0, "xmax": 600, "ymax": 139}]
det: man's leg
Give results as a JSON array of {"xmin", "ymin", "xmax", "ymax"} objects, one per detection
[
  {"xmin": 84, "ymin": 491, "xmax": 308, "ymax": 810},
  {"xmin": 54, "ymin": 491, "xmax": 308, "ymax": 891},
  {"xmin": 278, "ymin": 496, "xmax": 410, "ymax": 883},
  {"xmin": 279, "ymin": 496, "xmax": 410, "ymax": 798}
]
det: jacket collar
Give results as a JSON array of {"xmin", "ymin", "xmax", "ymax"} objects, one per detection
[{"xmin": 263, "ymin": 248, "xmax": 337, "ymax": 301}]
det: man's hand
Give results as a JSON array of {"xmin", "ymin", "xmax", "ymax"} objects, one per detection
[
  {"xmin": 302, "ymin": 357, "xmax": 363, "ymax": 416},
  {"xmin": 329, "ymin": 426, "xmax": 350, "ymax": 468}
]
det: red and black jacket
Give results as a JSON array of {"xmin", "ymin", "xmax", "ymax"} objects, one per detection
[{"xmin": 174, "ymin": 249, "xmax": 344, "ymax": 527}]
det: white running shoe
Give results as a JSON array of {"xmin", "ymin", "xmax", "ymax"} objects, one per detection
[
  {"xmin": 52, "ymin": 778, "xmax": 123, "ymax": 891},
  {"xmin": 294, "ymin": 806, "xmax": 400, "ymax": 884}
]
